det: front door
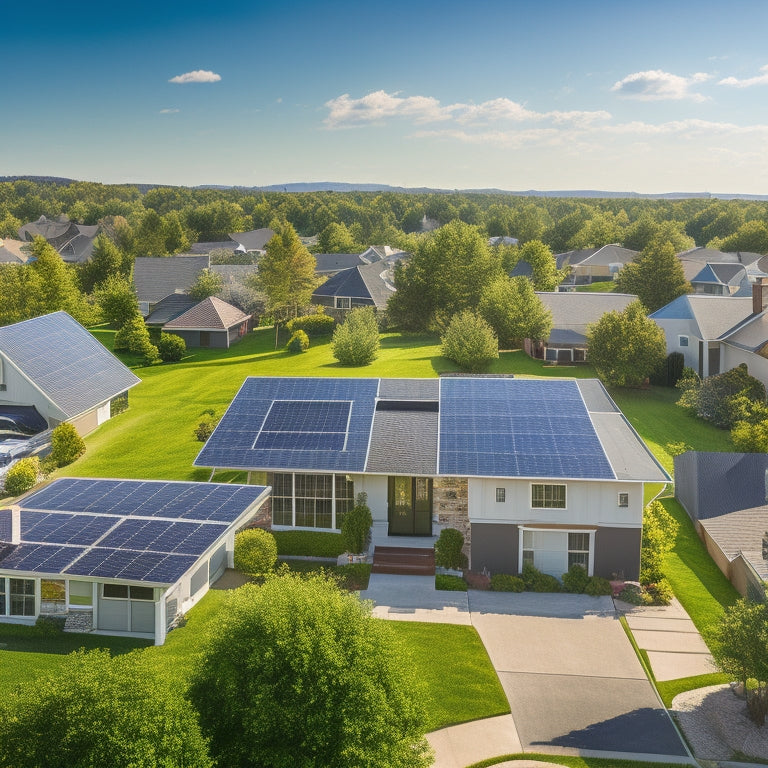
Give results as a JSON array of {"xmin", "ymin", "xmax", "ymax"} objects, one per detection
[{"xmin": 388, "ymin": 476, "xmax": 432, "ymax": 536}]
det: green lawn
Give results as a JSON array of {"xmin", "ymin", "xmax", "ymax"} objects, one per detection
[
  {"xmin": 467, "ymin": 756, "xmax": 689, "ymax": 768},
  {"xmin": 574, "ymin": 281, "xmax": 617, "ymax": 292}
]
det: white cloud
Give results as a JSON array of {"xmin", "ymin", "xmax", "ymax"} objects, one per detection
[
  {"xmin": 610, "ymin": 70, "xmax": 711, "ymax": 101},
  {"xmin": 324, "ymin": 90, "xmax": 611, "ymax": 129},
  {"xmin": 159, "ymin": 108, "xmax": 180, "ymax": 114},
  {"xmin": 719, "ymin": 64, "xmax": 768, "ymax": 88},
  {"xmin": 168, "ymin": 69, "xmax": 221, "ymax": 84}
]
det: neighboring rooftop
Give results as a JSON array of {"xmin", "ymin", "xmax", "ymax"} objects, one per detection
[
  {"xmin": 536, "ymin": 291, "xmax": 637, "ymax": 344},
  {"xmin": 556, "ymin": 244, "xmax": 638, "ymax": 270},
  {"xmin": 649, "ymin": 294, "xmax": 753, "ymax": 340},
  {"xmin": 313, "ymin": 262, "xmax": 395, "ymax": 308},
  {"xmin": 133, "ymin": 255, "xmax": 210, "ymax": 304},
  {"xmin": 0, "ymin": 238, "xmax": 30, "ymax": 264},
  {"xmin": 17, "ymin": 215, "xmax": 99, "ymax": 263},
  {"xmin": 163, "ymin": 296, "xmax": 250, "ymax": 331},
  {"xmin": 229, "ymin": 228, "xmax": 275, "ymax": 252},
  {"xmin": 0, "ymin": 312, "xmax": 140, "ymax": 419},
  {"xmin": 699, "ymin": 506, "xmax": 768, "ymax": 581}
]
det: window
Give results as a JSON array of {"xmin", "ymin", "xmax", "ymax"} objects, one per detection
[
  {"xmin": 335, "ymin": 297, "xmax": 351, "ymax": 310},
  {"xmin": 568, "ymin": 532, "xmax": 590, "ymax": 570},
  {"xmin": 130, "ymin": 586, "xmax": 154, "ymax": 601},
  {"xmin": 618, "ymin": 492, "xmax": 629, "ymax": 508},
  {"xmin": 495, "ymin": 487, "xmax": 506, "ymax": 503},
  {"xmin": 522, "ymin": 530, "xmax": 534, "ymax": 567},
  {"xmin": 0, "ymin": 579, "xmax": 5, "ymax": 615},
  {"xmin": 678, "ymin": 335, "xmax": 689, "ymax": 347},
  {"xmin": 9, "ymin": 578, "xmax": 35, "ymax": 616},
  {"xmin": 102, "ymin": 584, "xmax": 129, "ymax": 599},
  {"xmin": 68, "ymin": 580, "xmax": 93, "ymax": 607},
  {"xmin": 271, "ymin": 473, "xmax": 294, "ymax": 526},
  {"xmin": 272, "ymin": 473, "xmax": 353, "ymax": 529},
  {"xmin": 531, "ymin": 484, "xmax": 566, "ymax": 509}
]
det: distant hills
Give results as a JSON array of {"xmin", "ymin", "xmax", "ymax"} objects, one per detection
[{"xmin": 2, "ymin": 176, "xmax": 767, "ymax": 200}]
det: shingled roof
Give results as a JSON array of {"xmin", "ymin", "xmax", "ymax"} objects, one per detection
[
  {"xmin": 535, "ymin": 292, "xmax": 637, "ymax": 345},
  {"xmin": 312, "ymin": 262, "xmax": 395, "ymax": 308},
  {"xmin": 133, "ymin": 256, "xmax": 210, "ymax": 304},
  {"xmin": 163, "ymin": 297, "xmax": 250, "ymax": 331},
  {"xmin": 0, "ymin": 312, "xmax": 140, "ymax": 420}
]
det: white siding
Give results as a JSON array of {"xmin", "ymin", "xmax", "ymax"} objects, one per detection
[
  {"xmin": 96, "ymin": 401, "xmax": 111, "ymax": 425},
  {"xmin": 653, "ymin": 318, "xmax": 700, "ymax": 371},
  {"xmin": 468, "ymin": 478, "xmax": 642, "ymax": 529},
  {"xmin": 0, "ymin": 354, "xmax": 61, "ymax": 423},
  {"xmin": 721, "ymin": 344, "xmax": 768, "ymax": 389},
  {"xmin": 351, "ymin": 474, "xmax": 388, "ymax": 522}
]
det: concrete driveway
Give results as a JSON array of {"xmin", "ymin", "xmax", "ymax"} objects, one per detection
[{"xmin": 468, "ymin": 592, "xmax": 689, "ymax": 757}]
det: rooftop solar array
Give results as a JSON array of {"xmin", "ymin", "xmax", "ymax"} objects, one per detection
[
  {"xmin": 438, "ymin": 378, "xmax": 615, "ymax": 479},
  {"xmin": 195, "ymin": 377, "xmax": 379, "ymax": 472},
  {"xmin": 0, "ymin": 478, "xmax": 267, "ymax": 583}
]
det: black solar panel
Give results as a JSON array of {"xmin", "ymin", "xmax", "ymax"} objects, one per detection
[
  {"xmin": 99, "ymin": 519, "xmax": 227, "ymax": 556},
  {"xmin": 0, "ymin": 543, "xmax": 87, "ymax": 573},
  {"xmin": 21, "ymin": 511, "xmax": 117, "ymax": 546}
]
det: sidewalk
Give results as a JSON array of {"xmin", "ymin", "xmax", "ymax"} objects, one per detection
[{"xmin": 616, "ymin": 597, "xmax": 715, "ymax": 681}]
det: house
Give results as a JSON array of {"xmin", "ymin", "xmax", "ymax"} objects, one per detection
[
  {"xmin": 195, "ymin": 376, "xmax": 668, "ymax": 580},
  {"xmin": 133, "ymin": 255, "xmax": 210, "ymax": 316},
  {"xmin": 314, "ymin": 246, "xmax": 408, "ymax": 277},
  {"xmin": 188, "ymin": 228, "xmax": 275, "ymax": 256},
  {"xmin": 0, "ymin": 478, "xmax": 269, "ymax": 644},
  {"xmin": 674, "ymin": 451, "xmax": 768, "ymax": 599},
  {"xmin": 677, "ymin": 246, "xmax": 764, "ymax": 283},
  {"xmin": 0, "ymin": 238, "xmax": 30, "ymax": 264},
  {"xmin": 557, "ymin": 245, "xmax": 638, "ymax": 285},
  {"xmin": 312, "ymin": 261, "xmax": 396, "ymax": 311},
  {"xmin": 489, "ymin": 236, "xmax": 519, "ymax": 247},
  {"xmin": 0, "ymin": 312, "xmax": 140, "ymax": 436},
  {"xmin": 689, "ymin": 263, "xmax": 750, "ymax": 296},
  {"xmin": 162, "ymin": 296, "xmax": 252, "ymax": 349},
  {"xmin": 525, "ymin": 292, "xmax": 637, "ymax": 362},
  {"xmin": 18, "ymin": 215, "xmax": 99, "ymax": 263}
]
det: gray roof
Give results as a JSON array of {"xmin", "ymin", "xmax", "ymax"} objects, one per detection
[
  {"xmin": 700, "ymin": 507, "xmax": 768, "ymax": 581},
  {"xmin": 314, "ymin": 253, "xmax": 367, "ymax": 274},
  {"xmin": 312, "ymin": 262, "xmax": 395, "ymax": 309},
  {"xmin": 0, "ymin": 312, "xmax": 140, "ymax": 420},
  {"xmin": 649, "ymin": 294, "xmax": 753, "ymax": 340},
  {"xmin": 17, "ymin": 216, "xmax": 99, "ymax": 264},
  {"xmin": 366, "ymin": 410, "xmax": 438, "ymax": 475},
  {"xmin": 144, "ymin": 294, "xmax": 198, "ymax": 325},
  {"xmin": 229, "ymin": 229, "xmax": 275, "ymax": 252},
  {"xmin": 187, "ymin": 241, "xmax": 236, "ymax": 254},
  {"xmin": 690, "ymin": 263, "xmax": 747, "ymax": 286},
  {"xmin": 378, "ymin": 378, "xmax": 439, "ymax": 400},
  {"xmin": 164, "ymin": 297, "xmax": 250, "ymax": 331},
  {"xmin": 0, "ymin": 239, "xmax": 29, "ymax": 264},
  {"xmin": 674, "ymin": 451, "xmax": 768, "ymax": 522},
  {"xmin": 720, "ymin": 311, "xmax": 768, "ymax": 352},
  {"xmin": 556, "ymin": 244, "xmax": 637, "ymax": 270},
  {"xmin": 134, "ymin": 256, "xmax": 210, "ymax": 303},
  {"xmin": 536, "ymin": 292, "xmax": 637, "ymax": 344}
]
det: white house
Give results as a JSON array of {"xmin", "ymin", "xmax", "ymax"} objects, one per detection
[{"xmin": 195, "ymin": 376, "xmax": 668, "ymax": 580}]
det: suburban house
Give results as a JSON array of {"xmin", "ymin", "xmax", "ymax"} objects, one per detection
[
  {"xmin": 649, "ymin": 284, "xmax": 768, "ymax": 382},
  {"xmin": 312, "ymin": 261, "xmax": 396, "ymax": 311},
  {"xmin": 162, "ymin": 296, "xmax": 252, "ymax": 349},
  {"xmin": 0, "ymin": 238, "xmax": 29, "ymax": 264},
  {"xmin": 525, "ymin": 292, "xmax": 637, "ymax": 362},
  {"xmin": 314, "ymin": 245, "xmax": 408, "ymax": 277},
  {"xmin": 188, "ymin": 228, "xmax": 275, "ymax": 256},
  {"xmin": 18, "ymin": 215, "xmax": 99, "ymax": 263},
  {"xmin": 0, "ymin": 312, "xmax": 140, "ymax": 436},
  {"xmin": 133, "ymin": 255, "xmax": 210, "ymax": 316},
  {"xmin": 0, "ymin": 478, "xmax": 269, "ymax": 644},
  {"xmin": 674, "ymin": 451, "xmax": 768, "ymax": 600},
  {"xmin": 556, "ymin": 245, "xmax": 638, "ymax": 286},
  {"xmin": 195, "ymin": 376, "xmax": 668, "ymax": 580},
  {"xmin": 677, "ymin": 246, "xmax": 765, "ymax": 284},
  {"xmin": 689, "ymin": 263, "xmax": 750, "ymax": 296}
]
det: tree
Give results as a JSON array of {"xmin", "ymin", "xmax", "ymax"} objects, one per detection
[
  {"xmin": 28, "ymin": 237, "xmax": 90, "ymax": 323},
  {"xmin": 50, "ymin": 422, "xmax": 86, "ymax": 467},
  {"xmin": 134, "ymin": 208, "xmax": 168, "ymax": 256},
  {"xmin": 478, "ymin": 276, "xmax": 552, "ymax": 348},
  {"xmin": 441, "ymin": 310, "xmax": 499, "ymax": 372},
  {"xmin": 512, "ymin": 239, "xmax": 563, "ymax": 290},
  {"xmin": 640, "ymin": 500, "xmax": 679, "ymax": 585},
  {"xmin": 113, "ymin": 314, "xmax": 159, "ymax": 363},
  {"xmin": 94, "ymin": 274, "xmax": 139, "ymax": 327},
  {"xmin": 0, "ymin": 649, "xmax": 213, "ymax": 768},
  {"xmin": 614, "ymin": 241, "xmax": 690, "ymax": 312},
  {"xmin": 318, "ymin": 222, "xmax": 357, "ymax": 253},
  {"xmin": 188, "ymin": 573, "xmax": 432, "ymax": 768},
  {"xmin": 331, "ymin": 306, "xmax": 380, "ymax": 366},
  {"xmin": 157, "ymin": 332, "xmax": 186, "ymax": 362},
  {"xmin": 162, "ymin": 210, "xmax": 191, "ymax": 254},
  {"xmin": 586, "ymin": 300, "xmax": 666, "ymax": 387},
  {"xmin": 717, "ymin": 220, "xmax": 768, "ymax": 254},
  {"xmin": 189, "ymin": 268, "xmax": 224, "ymax": 300},
  {"xmin": 340, "ymin": 493, "xmax": 373, "ymax": 554},
  {"xmin": 712, "ymin": 598, "xmax": 768, "ymax": 725},
  {"xmin": 79, "ymin": 233, "xmax": 123, "ymax": 294},
  {"xmin": 567, "ymin": 210, "xmax": 627, "ymax": 250},
  {"xmin": 252, "ymin": 222, "xmax": 317, "ymax": 322},
  {"xmin": 3, "ymin": 457, "xmax": 39, "ymax": 496}
]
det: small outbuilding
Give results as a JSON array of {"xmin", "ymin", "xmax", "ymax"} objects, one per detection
[{"xmin": 162, "ymin": 296, "xmax": 252, "ymax": 348}]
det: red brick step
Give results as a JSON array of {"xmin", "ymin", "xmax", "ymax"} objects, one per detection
[{"xmin": 371, "ymin": 546, "xmax": 435, "ymax": 576}]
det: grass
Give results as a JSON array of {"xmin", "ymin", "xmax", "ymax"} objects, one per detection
[
  {"xmin": 466, "ymin": 755, "xmax": 689, "ymax": 768},
  {"xmin": 435, "ymin": 574, "xmax": 468, "ymax": 591},
  {"xmin": 390, "ymin": 621, "xmax": 509, "ymax": 730},
  {"xmin": 574, "ymin": 281, "xmax": 617, "ymax": 292},
  {"xmin": 656, "ymin": 672, "xmax": 732, "ymax": 708}
]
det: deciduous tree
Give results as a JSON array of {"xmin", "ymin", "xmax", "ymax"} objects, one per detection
[
  {"xmin": 441, "ymin": 310, "xmax": 499, "ymax": 372},
  {"xmin": 331, "ymin": 306, "xmax": 380, "ymax": 366},
  {"xmin": 614, "ymin": 241, "xmax": 690, "ymax": 312},
  {"xmin": 189, "ymin": 268, "xmax": 224, "ymax": 300},
  {"xmin": 478, "ymin": 276, "xmax": 552, "ymax": 349}
]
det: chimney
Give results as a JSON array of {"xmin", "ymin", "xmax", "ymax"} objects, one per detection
[
  {"xmin": 0, "ymin": 505, "xmax": 21, "ymax": 545},
  {"xmin": 752, "ymin": 278, "xmax": 768, "ymax": 315}
]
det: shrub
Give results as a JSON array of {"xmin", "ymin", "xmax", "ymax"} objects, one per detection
[
  {"xmin": 434, "ymin": 528, "xmax": 466, "ymax": 570},
  {"xmin": 157, "ymin": 332, "xmax": 186, "ymax": 362},
  {"xmin": 234, "ymin": 528, "xmax": 278, "ymax": 575},
  {"xmin": 490, "ymin": 573, "xmax": 525, "ymax": 592},
  {"xmin": 640, "ymin": 500, "xmax": 679, "ymax": 585},
  {"xmin": 286, "ymin": 329, "xmax": 310, "ymax": 353},
  {"xmin": 618, "ymin": 583, "xmax": 647, "ymax": 605},
  {"xmin": 195, "ymin": 410, "xmax": 220, "ymax": 442},
  {"xmin": 271, "ymin": 530, "xmax": 346, "ymax": 558},
  {"xmin": 335, "ymin": 563, "xmax": 372, "ymax": 591},
  {"xmin": 34, "ymin": 615, "xmax": 66, "ymax": 635},
  {"xmin": 114, "ymin": 314, "xmax": 159, "ymax": 364},
  {"xmin": 286, "ymin": 312, "xmax": 335, "ymax": 337},
  {"xmin": 532, "ymin": 573, "xmax": 563, "ymax": 593},
  {"xmin": 331, "ymin": 307, "xmax": 380, "ymax": 366},
  {"xmin": 584, "ymin": 576, "xmax": 613, "ymax": 596},
  {"xmin": 561, "ymin": 563, "xmax": 590, "ymax": 594},
  {"xmin": 50, "ymin": 422, "xmax": 85, "ymax": 467},
  {"xmin": 4, "ymin": 457, "xmax": 39, "ymax": 496},
  {"xmin": 340, "ymin": 493, "xmax": 373, "ymax": 555},
  {"xmin": 521, "ymin": 562, "xmax": 540, "ymax": 589},
  {"xmin": 440, "ymin": 310, "xmax": 499, "ymax": 372},
  {"xmin": 436, "ymin": 574, "xmax": 468, "ymax": 591},
  {"xmin": 644, "ymin": 578, "xmax": 674, "ymax": 605}
]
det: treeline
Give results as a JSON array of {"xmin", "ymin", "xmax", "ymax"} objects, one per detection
[{"xmin": 2, "ymin": 179, "xmax": 768, "ymax": 254}]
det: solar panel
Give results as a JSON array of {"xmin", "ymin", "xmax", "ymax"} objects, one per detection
[
  {"xmin": 21, "ymin": 511, "xmax": 117, "ymax": 546},
  {"xmin": 438, "ymin": 378, "xmax": 614, "ymax": 479},
  {"xmin": 0, "ymin": 543, "xmax": 88, "ymax": 573},
  {"xmin": 65, "ymin": 548, "xmax": 198, "ymax": 583},
  {"xmin": 99, "ymin": 519, "xmax": 227, "ymax": 556}
]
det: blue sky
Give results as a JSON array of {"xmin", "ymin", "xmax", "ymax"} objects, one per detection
[{"xmin": 4, "ymin": 0, "xmax": 768, "ymax": 193}]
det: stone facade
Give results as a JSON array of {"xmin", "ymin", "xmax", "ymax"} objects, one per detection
[
  {"xmin": 63, "ymin": 610, "xmax": 93, "ymax": 633},
  {"xmin": 433, "ymin": 477, "xmax": 470, "ymax": 557}
]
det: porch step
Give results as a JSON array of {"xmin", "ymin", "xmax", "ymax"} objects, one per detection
[{"xmin": 371, "ymin": 546, "xmax": 435, "ymax": 576}]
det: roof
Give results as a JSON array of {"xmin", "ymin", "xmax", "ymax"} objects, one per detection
[
  {"xmin": 144, "ymin": 294, "xmax": 198, "ymax": 325},
  {"xmin": 312, "ymin": 262, "xmax": 395, "ymax": 308},
  {"xmin": 17, "ymin": 216, "xmax": 99, "ymax": 263},
  {"xmin": 556, "ymin": 245, "xmax": 637, "ymax": 270},
  {"xmin": 649, "ymin": 294, "xmax": 753, "ymax": 340},
  {"xmin": 489, "ymin": 236, "xmax": 519, "ymax": 246},
  {"xmin": 187, "ymin": 241, "xmax": 236, "ymax": 254},
  {"xmin": 0, "ymin": 478, "xmax": 269, "ymax": 585},
  {"xmin": 133, "ymin": 256, "xmax": 210, "ymax": 303},
  {"xmin": 699, "ymin": 507, "xmax": 768, "ymax": 581},
  {"xmin": 229, "ymin": 229, "xmax": 275, "ymax": 252},
  {"xmin": 720, "ymin": 311, "xmax": 768, "ymax": 352},
  {"xmin": 535, "ymin": 292, "xmax": 637, "ymax": 344},
  {"xmin": 674, "ymin": 451, "xmax": 768, "ymax": 521},
  {"xmin": 0, "ymin": 239, "xmax": 30, "ymax": 264},
  {"xmin": 314, "ymin": 253, "xmax": 367, "ymax": 274},
  {"xmin": 163, "ymin": 296, "xmax": 250, "ymax": 331},
  {"xmin": 690, "ymin": 263, "xmax": 747, "ymax": 286},
  {"xmin": 0, "ymin": 312, "xmax": 140, "ymax": 420},
  {"xmin": 195, "ymin": 376, "xmax": 668, "ymax": 483}
]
